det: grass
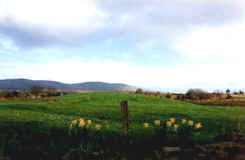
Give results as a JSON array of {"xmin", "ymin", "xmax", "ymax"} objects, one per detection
[
  {"xmin": 0, "ymin": 92, "xmax": 244, "ymax": 136},
  {"xmin": 0, "ymin": 92, "xmax": 244, "ymax": 159}
]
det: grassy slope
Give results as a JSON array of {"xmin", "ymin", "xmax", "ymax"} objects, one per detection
[{"xmin": 0, "ymin": 92, "xmax": 244, "ymax": 141}]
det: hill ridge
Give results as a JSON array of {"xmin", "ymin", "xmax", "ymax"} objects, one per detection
[{"xmin": 0, "ymin": 78, "xmax": 136, "ymax": 91}]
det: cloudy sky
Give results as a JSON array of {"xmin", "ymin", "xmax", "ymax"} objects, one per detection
[{"xmin": 0, "ymin": 0, "xmax": 245, "ymax": 92}]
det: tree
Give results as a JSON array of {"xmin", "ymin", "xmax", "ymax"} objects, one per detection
[
  {"xmin": 47, "ymin": 86, "xmax": 57, "ymax": 92},
  {"xmin": 135, "ymin": 88, "xmax": 143, "ymax": 94},
  {"xmin": 226, "ymin": 89, "xmax": 230, "ymax": 95},
  {"xmin": 47, "ymin": 86, "xmax": 58, "ymax": 96},
  {"xmin": 166, "ymin": 93, "xmax": 172, "ymax": 99},
  {"xmin": 185, "ymin": 88, "xmax": 211, "ymax": 100},
  {"xmin": 30, "ymin": 85, "xmax": 43, "ymax": 96}
]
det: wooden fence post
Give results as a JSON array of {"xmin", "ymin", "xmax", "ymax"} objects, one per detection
[{"xmin": 121, "ymin": 101, "xmax": 129, "ymax": 136}]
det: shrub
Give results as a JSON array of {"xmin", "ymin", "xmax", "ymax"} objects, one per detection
[
  {"xmin": 0, "ymin": 91, "xmax": 8, "ymax": 98},
  {"xmin": 185, "ymin": 89, "xmax": 212, "ymax": 100},
  {"xmin": 176, "ymin": 94, "xmax": 185, "ymax": 100},
  {"xmin": 0, "ymin": 90, "xmax": 20, "ymax": 98},
  {"xmin": 166, "ymin": 93, "xmax": 172, "ymax": 99},
  {"xmin": 30, "ymin": 85, "xmax": 44, "ymax": 96},
  {"xmin": 135, "ymin": 88, "xmax": 143, "ymax": 94},
  {"xmin": 233, "ymin": 91, "xmax": 239, "ymax": 95},
  {"xmin": 226, "ymin": 94, "xmax": 232, "ymax": 99},
  {"xmin": 155, "ymin": 91, "xmax": 161, "ymax": 97},
  {"xmin": 46, "ymin": 86, "xmax": 58, "ymax": 96}
]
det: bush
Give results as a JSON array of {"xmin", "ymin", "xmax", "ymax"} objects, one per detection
[
  {"xmin": 185, "ymin": 89, "xmax": 212, "ymax": 100},
  {"xmin": 176, "ymin": 94, "xmax": 185, "ymax": 101},
  {"xmin": 30, "ymin": 85, "xmax": 44, "ymax": 96},
  {"xmin": 166, "ymin": 93, "xmax": 172, "ymax": 99},
  {"xmin": 135, "ymin": 88, "xmax": 143, "ymax": 94},
  {"xmin": 0, "ymin": 91, "xmax": 8, "ymax": 98},
  {"xmin": 155, "ymin": 91, "xmax": 161, "ymax": 97},
  {"xmin": 226, "ymin": 94, "xmax": 232, "ymax": 99},
  {"xmin": 46, "ymin": 86, "xmax": 58, "ymax": 96},
  {"xmin": 7, "ymin": 91, "xmax": 20, "ymax": 97},
  {"xmin": 0, "ymin": 90, "xmax": 21, "ymax": 98},
  {"xmin": 239, "ymin": 90, "xmax": 244, "ymax": 95},
  {"xmin": 233, "ymin": 91, "xmax": 239, "ymax": 95}
]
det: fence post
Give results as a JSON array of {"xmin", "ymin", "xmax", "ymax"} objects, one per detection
[{"xmin": 121, "ymin": 101, "xmax": 129, "ymax": 136}]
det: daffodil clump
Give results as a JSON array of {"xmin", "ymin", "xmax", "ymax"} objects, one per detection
[
  {"xmin": 165, "ymin": 117, "xmax": 178, "ymax": 132},
  {"xmin": 141, "ymin": 117, "xmax": 203, "ymax": 145},
  {"xmin": 142, "ymin": 117, "xmax": 202, "ymax": 131},
  {"xmin": 178, "ymin": 119, "xmax": 203, "ymax": 131},
  {"xmin": 164, "ymin": 118, "xmax": 202, "ymax": 131},
  {"xmin": 68, "ymin": 118, "xmax": 107, "ymax": 153},
  {"xmin": 177, "ymin": 119, "xmax": 203, "ymax": 146},
  {"xmin": 69, "ymin": 118, "xmax": 92, "ymax": 129},
  {"xmin": 68, "ymin": 117, "xmax": 203, "ymax": 147},
  {"xmin": 68, "ymin": 118, "xmax": 106, "ymax": 135}
]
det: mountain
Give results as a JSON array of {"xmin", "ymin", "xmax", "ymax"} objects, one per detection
[{"xmin": 0, "ymin": 79, "xmax": 136, "ymax": 91}]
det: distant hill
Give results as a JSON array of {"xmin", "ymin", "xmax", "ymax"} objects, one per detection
[{"xmin": 0, "ymin": 79, "xmax": 136, "ymax": 91}]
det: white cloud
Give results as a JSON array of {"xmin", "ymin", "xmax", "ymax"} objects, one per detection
[
  {"xmin": 0, "ymin": 0, "xmax": 106, "ymax": 28},
  {"xmin": 0, "ymin": 0, "xmax": 107, "ymax": 43},
  {"xmin": 0, "ymin": 35, "xmax": 19, "ymax": 54},
  {"xmin": 173, "ymin": 21, "xmax": 245, "ymax": 63},
  {"xmin": 0, "ymin": 0, "xmax": 244, "ymax": 48}
]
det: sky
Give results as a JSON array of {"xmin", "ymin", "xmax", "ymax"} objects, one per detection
[{"xmin": 0, "ymin": 0, "xmax": 245, "ymax": 92}]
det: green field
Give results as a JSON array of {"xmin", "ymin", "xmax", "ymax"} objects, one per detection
[
  {"xmin": 0, "ymin": 92, "xmax": 244, "ymax": 159},
  {"xmin": 1, "ymin": 92, "xmax": 244, "ymax": 136}
]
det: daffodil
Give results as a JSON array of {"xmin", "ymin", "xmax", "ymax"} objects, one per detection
[
  {"xmin": 195, "ymin": 122, "xmax": 202, "ymax": 129},
  {"xmin": 143, "ymin": 123, "xmax": 149, "ymax": 128},
  {"xmin": 170, "ymin": 118, "xmax": 175, "ymax": 123},
  {"xmin": 174, "ymin": 124, "xmax": 179, "ymax": 131},
  {"xmin": 72, "ymin": 120, "xmax": 77, "ymax": 127},
  {"xmin": 69, "ymin": 123, "xmax": 73, "ymax": 130},
  {"xmin": 95, "ymin": 124, "xmax": 102, "ymax": 130},
  {"xmin": 166, "ymin": 121, "xmax": 172, "ymax": 127},
  {"xmin": 79, "ymin": 119, "xmax": 86, "ymax": 128},
  {"xmin": 154, "ymin": 120, "xmax": 161, "ymax": 126},
  {"xmin": 87, "ymin": 120, "xmax": 92, "ymax": 126},
  {"xmin": 188, "ymin": 120, "xmax": 194, "ymax": 126},
  {"xmin": 182, "ymin": 119, "xmax": 187, "ymax": 124}
]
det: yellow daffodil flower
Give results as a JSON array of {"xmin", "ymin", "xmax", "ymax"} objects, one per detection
[
  {"xmin": 72, "ymin": 120, "xmax": 77, "ymax": 127},
  {"xmin": 143, "ymin": 123, "xmax": 149, "ymax": 128},
  {"xmin": 154, "ymin": 120, "xmax": 161, "ymax": 126},
  {"xmin": 188, "ymin": 120, "xmax": 194, "ymax": 126},
  {"xmin": 174, "ymin": 124, "xmax": 179, "ymax": 131},
  {"xmin": 69, "ymin": 123, "xmax": 73, "ymax": 130},
  {"xmin": 166, "ymin": 121, "xmax": 172, "ymax": 127},
  {"xmin": 182, "ymin": 119, "xmax": 187, "ymax": 124},
  {"xmin": 170, "ymin": 118, "xmax": 175, "ymax": 123},
  {"xmin": 79, "ymin": 119, "xmax": 86, "ymax": 128},
  {"xmin": 95, "ymin": 124, "xmax": 102, "ymax": 130},
  {"xmin": 195, "ymin": 122, "xmax": 202, "ymax": 129},
  {"xmin": 87, "ymin": 120, "xmax": 92, "ymax": 126}
]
